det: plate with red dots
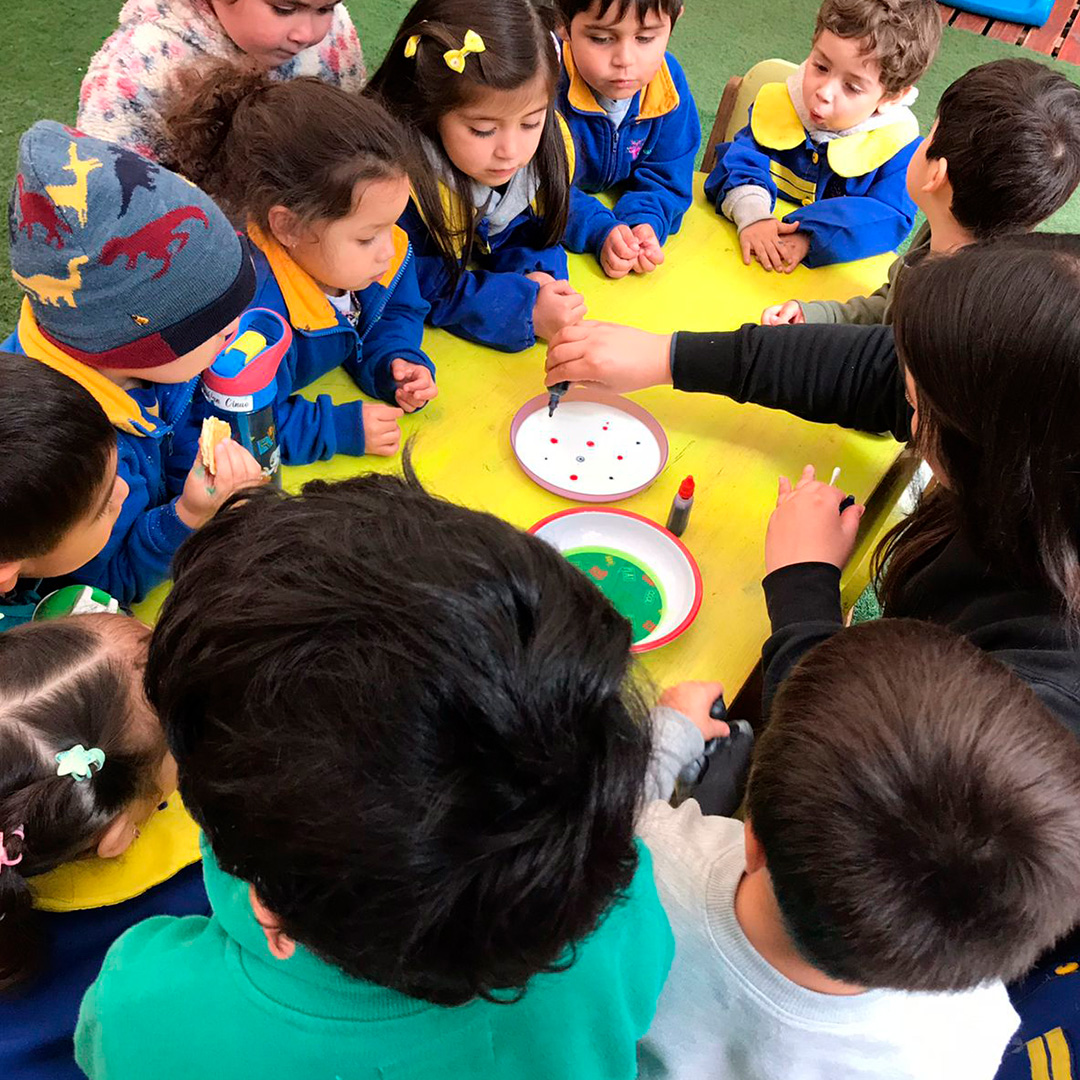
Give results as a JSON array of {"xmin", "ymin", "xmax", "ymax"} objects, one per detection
[{"xmin": 510, "ymin": 389, "xmax": 668, "ymax": 502}]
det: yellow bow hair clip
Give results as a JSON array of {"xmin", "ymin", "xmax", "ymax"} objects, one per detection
[
  {"xmin": 404, "ymin": 34, "xmax": 421, "ymax": 58},
  {"xmin": 443, "ymin": 30, "xmax": 485, "ymax": 74}
]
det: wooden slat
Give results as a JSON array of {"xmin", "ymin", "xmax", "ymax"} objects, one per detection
[
  {"xmin": 937, "ymin": 4, "xmax": 957, "ymax": 19},
  {"xmin": 951, "ymin": 9, "xmax": 992, "ymax": 29},
  {"xmin": 1023, "ymin": 0, "xmax": 1074, "ymax": 54},
  {"xmin": 987, "ymin": 18, "xmax": 1027, "ymax": 41},
  {"xmin": 1057, "ymin": 22, "xmax": 1080, "ymax": 60}
]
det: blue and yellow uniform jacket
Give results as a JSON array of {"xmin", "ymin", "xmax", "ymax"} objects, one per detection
[
  {"xmin": 401, "ymin": 123, "xmax": 576, "ymax": 354},
  {"xmin": 560, "ymin": 48, "xmax": 700, "ymax": 257},
  {"xmin": 704, "ymin": 80, "xmax": 920, "ymax": 266},
  {"xmin": 4, "ymin": 304, "xmax": 203, "ymax": 606},
  {"xmin": 0, "ymin": 800, "xmax": 206, "ymax": 1080},
  {"xmin": 247, "ymin": 225, "xmax": 433, "ymax": 464}
]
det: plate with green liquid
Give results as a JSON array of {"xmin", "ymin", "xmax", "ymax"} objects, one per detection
[{"xmin": 530, "ymin": 508, "xmax": 703, "ymax": 652}]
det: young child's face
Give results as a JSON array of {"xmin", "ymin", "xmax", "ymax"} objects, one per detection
[
  {"xmin": 803, "ymin": 30, "xmax": 899, "ymax": 132},
  {"xmin": 436, "ymin": 75, "xmax": 551, "ymax": 188},
  {"xmin": 9, "ymin": 449, "xmax": 128, "ymax": 589},
  {"xmin": 564, "ymin": 3, "xmax": 675, "ymax": 102},
  {"xmin": 102, "ymin": 318, "xmax": 242, "ymax": 388},
  {"xmin": 277, "ymin": 174, "xmax": 411, "ymax": 295},
  {"xmin": 209, "ymin": 0, "xmax": 339, "ymax": 68}
]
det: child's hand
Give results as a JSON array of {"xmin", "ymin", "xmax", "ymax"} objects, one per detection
[
  {"xmin": 659, "ymin": 681, "xmax": 730, "ymax": 740},
  {"xmin": 390, "ymin": 359, "xmax": 438, "ymax": 413},
  {"xmin": 600, "ymin": 224, "xmax": 640, "ymax": 279},
  {"xmin": 779, "ymin": 229, "xmax": 811, "ymax": 273},
  {"xmin": 533, "ymin": 279, "xmax": 587, "ymax": 341},
  {"xmin": 525, "ymin": 271, "xmax": 556, "ymax": 287},
  {"xmin": 176, "ymin": 439, "xmax": 264, "ymax": 529},
  {"xmin": 363, "ymin": 403, "xmax": 404, "ymax": 457},
  {"xmin": 631, "ymin": 223, "xmax": 664, "ymax": 275},
  {"xmin": 740, "ymin": 219, "xmax": 801, "ymax": 272},
  {"xmin": 765, "ymin": 464, "xmax": 864, "ymax": 574},
  {"xmin": 761, "ymin": 300, "xmax": 805, "ymax": 326},
  {"xmin": 546, "ymin": 321, "xmax": 672, "ymax": 393}
]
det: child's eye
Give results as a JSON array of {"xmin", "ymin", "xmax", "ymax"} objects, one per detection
[
  {"xmin": 522, "ymin": 121, "xmax": 542, "ymax": 131},
  {"xmin": 636, "ymin": 36, "xmax": 656, "ymax": 44},
  {"xmin": 814, "ymin": 62, "xmax": 828, "ymax": 73},
  {"xmin": 846, "ymin": 83, "xmax": 863, "ymax": 94},
  {"xmin": 588, "ymin": 35, "xmax": 613, "ymax": 45},
  {"xmin": 357, "ymin": 237, "xmax": 375, "ymax": 247},
  {"xmin": 271, "ymin": 4, "xmax": 297, "ymax": 14},
  {"xmin": 469, "ymin": 127, "xmax": 496, "ymax": 138}
]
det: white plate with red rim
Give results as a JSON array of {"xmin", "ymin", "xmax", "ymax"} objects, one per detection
[
  {"xmin": 530, "ymin": 507, "xmax": 703, "ymax": 652},
  {"xmin": 510, "ymin": 389, "xmax": 668, "ymax": 502}
]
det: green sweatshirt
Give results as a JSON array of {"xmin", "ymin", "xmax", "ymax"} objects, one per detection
[
  {"xmin": 800, "ymin": 221, "xmax": 932, "ymax": 326},
  {"xmin": 76, "ymin": 838, "xmax": 674, "ymax": 1080}
]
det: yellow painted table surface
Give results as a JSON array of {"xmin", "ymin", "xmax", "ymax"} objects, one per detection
[{"xmin": 137, "ymin": 176, "xmax": 900, "ymax": 696}]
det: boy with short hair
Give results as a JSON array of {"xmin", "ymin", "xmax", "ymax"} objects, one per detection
[
  {"xmin": 4, "ymin": 120, "xmax": 262, "ymax": 607},
  {"xmin": 765, "ymin": 58, "xmax": 1080, "ymax": 325},
  {"xmin": 0, "ymin": 352, "xmax": 125, "ymax": 628},
  {"xmin": 76, "ymin": 470, "xmax": 674, "ymax": 1080},
  {"xmin": 640, "ymin": 620, "xmax": 1080, "ymax": 1080},
  {"xmin": 557, "ymin": 0, "xmax": 701, "ymax": 278},
  {"xmin": 707, "ymin": 0, "xmax": 940, "ymax": 271}
]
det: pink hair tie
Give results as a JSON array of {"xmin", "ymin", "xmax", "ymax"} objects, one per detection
[{"xmin": 0, "ymin": 826, "xmax": 25, "ymax": 874}]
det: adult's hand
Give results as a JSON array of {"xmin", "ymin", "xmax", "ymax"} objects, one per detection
[{"xmin": 545, "ymin": 321, "xmax": 673, "ymax": 394}]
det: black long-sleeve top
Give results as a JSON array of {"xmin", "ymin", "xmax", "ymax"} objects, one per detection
[{"xmin": 672, "ymin": 324, "xmax": 1080, "ymax": 738}]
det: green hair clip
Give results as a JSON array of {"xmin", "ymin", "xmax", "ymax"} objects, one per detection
[{"xmin": 55, "ymin": 744, "xmax": 106, "ymax": 782}]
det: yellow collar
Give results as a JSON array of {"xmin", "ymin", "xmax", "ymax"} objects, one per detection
[
  {"xmin": 750, "ymin": 81, "xmax": 919, "ymax": 178},
  {"xmin": 248, "ymin": 223, "xmax": 412, "ymax": 332},
  {"xmin": 28, "ymin": 796, "xmax": 201, "ymax": 912},
  {"xmin": 17, "ymin": 300, "xmax": 158, "ymax": 436},
  {"xmin": 563, "ymin": 45, "xmax": 679, "ymax": 121}
]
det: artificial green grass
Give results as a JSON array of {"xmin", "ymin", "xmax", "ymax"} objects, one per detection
[{"xmin": 2, "ymin": 0, "xmax": 1079, "ymax": 329}]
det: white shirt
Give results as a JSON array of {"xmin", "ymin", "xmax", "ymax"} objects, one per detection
[{"xmin": 637, "ymin": 802, "xmax": 1020, "ymax": 1080}]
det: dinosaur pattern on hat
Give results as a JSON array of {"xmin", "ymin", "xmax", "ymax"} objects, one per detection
[
  {"xmin": 12, "ymin": 255, "xmax": 90, "ymax": 308},
  {"xmin": 98, "ymin": 205, "xmax": 209, "ymax": 279},
  {"xmin": 46, "ymin": 143, "xmax": 103, "ymax": 228},
  {"xmin": 15, "ymin": 174, "xmax": 72, "ymax": 249}
]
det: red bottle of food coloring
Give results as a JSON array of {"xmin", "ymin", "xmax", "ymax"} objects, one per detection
[{"xmin": 666, "ymin": 475, "xmax": 695, "ymax": 536}]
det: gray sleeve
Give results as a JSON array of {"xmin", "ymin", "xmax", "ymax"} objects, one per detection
[
  {"xmin": 799, "ymin": 260, "xmax": 897, "ymax": 326},
  {"xmin": 721, "ymin": 185, "xmax": 774, "ymax": 232},
  {"xmin": 645, "ymin": 706, "xmax": 707, "ymax": 803}
]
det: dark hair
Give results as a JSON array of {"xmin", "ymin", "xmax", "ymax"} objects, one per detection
[
  {"xmin": 0, "ymin": 351, "xmax": 116, "ymax": 563},
  {"xmin": 927, "ymin": 59, "xmax": 1080, "ymax": 240},
  {"xmin": 878, "ymin": 234, "xmax": 1080, "ymax": 626},
  {"xmin": 145, "ymin": 464, "xmax": 651, "ymax": 1006},
  {"xmin": 750, "ymin": 619, "xmax": 1080, "ymax": 991},
  {"xmin": 366, "ymin": 0, "xmax": 569, "ymax": 281},
  {"xmin": 164, "ymin": 61, "xmax": 411, "ymax": 231},
  {"xmin": 814, "ymin": 0, "xmax": 941, "ymax": 94},
  {"xmin": 555, "ymin": 0, "xmax": 683, "ymax": 25},
  {"xmin": 0, "ymin": 617, "xmax": 163, "ymax": 990}
]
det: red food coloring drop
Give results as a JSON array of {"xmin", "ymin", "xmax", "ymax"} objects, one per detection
[
  {"xmin": 550, "ymin": 437, "xmax": 559, "ymax": 444},
  {"xmin": 569, "ymin": 474, "xmax": 578, "ymax": 481},
  {"xmin": 586, "ymin": 440, "xmax": 595, "ymax": 447},
  {"xmin": 617, "ymin": 455, "xmax": 624, "ymax": 460}
]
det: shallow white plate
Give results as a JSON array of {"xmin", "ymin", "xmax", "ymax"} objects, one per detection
[
  {"xmin": 531, "ymin": 508, "xmax": 703, "ymax": 652},
  {"xmin": 511, "ymin": 390, "xmax": 668, "ymax": 502}
]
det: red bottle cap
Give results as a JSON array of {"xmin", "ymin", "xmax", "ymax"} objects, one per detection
[{"xmin": 678, "ymin": 475, "xmax": 695, "ymax": 500}]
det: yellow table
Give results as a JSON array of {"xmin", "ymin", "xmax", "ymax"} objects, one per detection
[{"xmin": 137, "ymin": 176, "xmax": 903, "ymax": 697}]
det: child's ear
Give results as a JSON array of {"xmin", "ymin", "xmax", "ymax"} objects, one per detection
[
  {"xmin": 557, "ymin": 23, "xmax": 570, "ymax": 42},
  {"xmin": 921, "ymin": 154, "xmax": 950, "ymax": 196},
  {"xmin": 249, "ymin": 885, "xmax": 296, "ymax": 961},
  {"xmin": 267, "ymin": 205, "xmax": 303, "ymax": 251},
  {"xmin": 96, "ymin": 812, "xmax": 140, "ymax": 860},
  {"xmin": 743, "ymin": 818, "xmax": 768, "ymax": 874},
  {"xmin": 0, "ymin": 561, "xmax": 22, "ymax": 593}
]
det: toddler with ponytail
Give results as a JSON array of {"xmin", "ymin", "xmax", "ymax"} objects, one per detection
[{"xmin": 0, "ymin": 615, "xmax": 202, "ymax": 1080}]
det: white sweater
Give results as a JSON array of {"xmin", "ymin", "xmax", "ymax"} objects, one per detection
[{"xmin": 637, "ymin": 799, "xmax": 1020, "ymax": 1080}]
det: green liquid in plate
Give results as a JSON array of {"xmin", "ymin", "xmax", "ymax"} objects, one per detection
[{"xmin": 564, "ymin": 547, "xmax": 665, "ymax": 644}]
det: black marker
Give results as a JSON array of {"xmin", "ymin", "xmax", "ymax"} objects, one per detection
[{"xmin": 547, "ymin": 380, "xmax": 570, "ymax": 417}]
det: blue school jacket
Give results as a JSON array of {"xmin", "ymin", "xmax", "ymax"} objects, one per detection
[
  {"xmin": 0, "ymin": 800, "xmax": 207, "ymax": 1080},
  {"xmin": 704, "ymin": 81, "xmax": 920, "ymax": 266},
  {"xmin": 401, "ymin": 121, "xmax": 575, "ymax": 353},
  {"xmin": 3, "ymin": 302, "xmax": 200, "ymax": 606},
  {"xmin": 559, "ymin": 48, "xmax": 700, "ymax": 256},
  {"xmin": 247, "ymin": 224, "xmax": 434, "ymax": 464}
]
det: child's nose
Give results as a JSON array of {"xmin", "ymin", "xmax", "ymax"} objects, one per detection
[{"xmin": 287, "ymin": 15, "xmax": 318, "ymax": 46}]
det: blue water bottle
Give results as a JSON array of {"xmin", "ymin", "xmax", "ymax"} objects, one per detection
[{"xmin": 201, "ymin": 308, "xmax": 292, "ymax": 487}]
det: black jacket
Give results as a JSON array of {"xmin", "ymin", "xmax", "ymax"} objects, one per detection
[{"xmin": 672, "ymin": 324, "xmax": 1080, "ymax": 738}]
